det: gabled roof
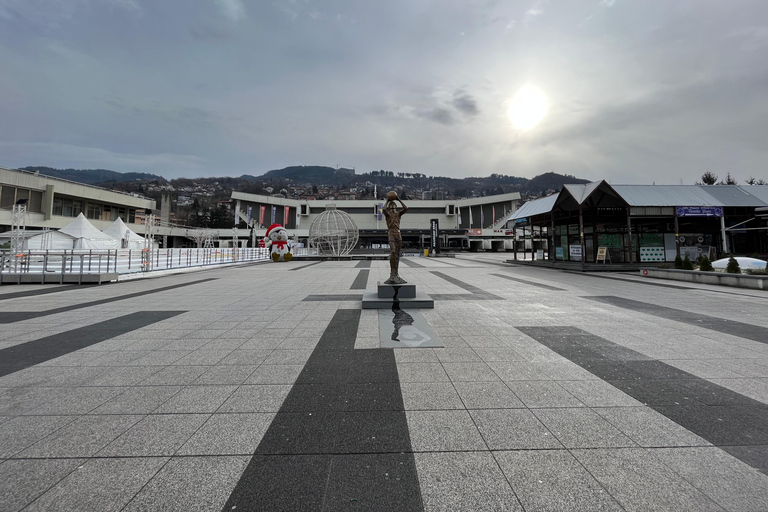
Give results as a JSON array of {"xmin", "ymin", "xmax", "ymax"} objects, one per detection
[
  {"xmin": 703, "ymin": 186, "xmax": 768, "ymax": 207},
  {"xmin": 611, "ymin": 185, "xmax": 722, "ymax": 207},
  {"xmin": 508, "ymin": 194, "xmax": 558, "ymax": 221},
  {"xmin": 563, "ymin": 182, "xmax": 602, "ymax": 204}
]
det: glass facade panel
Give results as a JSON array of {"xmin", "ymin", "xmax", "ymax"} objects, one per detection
[
  {"xmin": 29, "ymin": 191, "xmax": 43, "ymax": 212},
  {"xmin": 53, "ymin": 198, "xmax": 63, "ymax": 215},
  {"xmin": 0, "ymin": 186, "xmax": 15, "ymax": 208}
]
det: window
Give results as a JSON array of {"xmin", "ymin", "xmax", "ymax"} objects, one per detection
[
  {"xmin": 62, "ymin": 199, "xmax": 73, "ymax": 217},
  {"xmin": 128, "ymin": 209, "xmax": 136, "ymax": 223},
  {"xmin": 53, "ymin": 198, "xmax": 63, "ymax": 216},
  {"xmin": 73, "ymin": 201, "xmax": 82, "ymax": 216},
  {"xmin": 15, "ymin": 188, "xmax": 30, "ymax": 205},
  {"xmin": 29, "ymin": 191, "xmax": 43, "ymax": 212},
  {"xmin": 118, "ymin": 207, "xmax": 127, "ymax": 222},
  {"xmin": 86, "ymin": 203, "xmax": 102, "ymax": 220},
  {"xmin": 0, "ymin": 186, "xmax": 14, "ymax": 208}
]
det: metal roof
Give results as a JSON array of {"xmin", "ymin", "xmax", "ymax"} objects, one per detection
[
  {"xmin": 508, "ymin": 194, "xmax": 558, "ymax": 220},
  {"xmin": 703, "ymin": 186, "xmax": 768, "ymax": 207},
  {"xmin": 563, "ymin": 182, "xmax": 603, "ymax": 204},
  {"xmin": 741, "ymin": 185, "xmax": 768, "ymax": 204},
  {"xmin": 611, "ymin": 185, "xmax": 722, "ymax": 207}
]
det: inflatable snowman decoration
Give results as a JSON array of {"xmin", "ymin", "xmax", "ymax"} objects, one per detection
[{"xmin": 264, "ymin": 223, "xmax": 293, "ymax": 262}]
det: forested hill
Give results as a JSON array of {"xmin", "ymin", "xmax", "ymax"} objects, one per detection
[{"xmin": 21, "ymin": 166, "xmax": 165, "ymax": 185}]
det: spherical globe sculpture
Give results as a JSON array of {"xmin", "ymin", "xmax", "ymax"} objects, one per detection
[{"xmin": 308, "ymin": 206, "xmax": 360, "ymax": 256}]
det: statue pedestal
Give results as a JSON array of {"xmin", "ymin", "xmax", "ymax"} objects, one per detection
[{"xmin": 362, "ymin": 281, "xmax": 434, "ymax": 309}]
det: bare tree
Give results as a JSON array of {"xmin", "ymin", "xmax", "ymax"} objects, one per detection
[{"xmin": 186, "ymin": 228, "xmax": 214, "ymax": 248}]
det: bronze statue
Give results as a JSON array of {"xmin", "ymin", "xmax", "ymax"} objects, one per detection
[{"xmin": 382, "ymin": 192, "xmax": 408, "ymax": 284}]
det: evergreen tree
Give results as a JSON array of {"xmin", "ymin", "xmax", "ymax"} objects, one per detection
[
  {"xmin": 674, "ymin": 254, "xmax": 683, "ymax": 269},
  {"xmin": 699, "ymin": 256, "xmax": 714, "ymax": 271},
  {"xmin": 682, "ymin": 254, "xmax": 694, "ymax": 270},
  {"xmin": 726, "ymin": 256, "xmax": 741, "ymax": 274}
]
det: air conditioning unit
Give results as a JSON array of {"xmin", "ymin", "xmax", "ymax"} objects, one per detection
[
  {"xmin": 300, "ymin": 204, "xmax": 309, "ymax": 216},
  {"xmin": 445, "ymin": 204, "xmax": 456, "ymax": 215}
]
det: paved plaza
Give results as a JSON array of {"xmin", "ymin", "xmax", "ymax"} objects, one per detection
[{"xmin": 2, "ymin": 254, "xmax": 768, "ymax": 511}]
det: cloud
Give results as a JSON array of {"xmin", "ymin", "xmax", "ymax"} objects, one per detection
[
  {"xmin": 420, "ymin": 108, "xmax": 455, "ymax": 125},
  {"xmin": 601, "ymin": 0, "xmax": 616, "ymax": 7},
  {"xmin": 452, "ymin": 91, "xmax": 479, "ymax": 116},
  {"xmin": 215, "ymin": 0, "xmax": 245, "ymax": 22}
]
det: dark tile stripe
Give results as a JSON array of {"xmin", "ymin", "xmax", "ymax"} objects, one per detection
[
  {"xmin": 431, "ymin": 271, "xmax": 505, "ymax": 300},
  {"xmin": 303, "ymin": 294, "xmax": 364, "ymax": 301},
  {"xmin": 0, "ymin": 285, "xmax": 80, "ymax": 301},
  {"xmin": 400, "ymin": 259, "xmax": 425, "ymax": 268},
  {"xmin": 0, "ymin": 311, "xmax": 185, "ymax": 377},
  {"xmin": 222, "ymin": 309, "xmax": 423, "ymax": 512},
  {"xmin": 584, "ymin": 295, "xmax": 768, "ymax": 344},
  {"xmin": 355, "ymin": 260, "xmax": 371, "ymax": 268},
  {"xmin": 518, "ymin": 326, "xmax": 768, "ymax": 474},
  {"xmin": 289, "ymin": 261, "xmax": 324, "ymax": 271},
  {"xmin": 491, "ymin": 273, "xmax": 566, "ymax": 291},
  {"xmin": 350, "ymin": 270, "xmax": 369, "ymax": 290},
  {"xmin": 0, "ymin": 278, "xmax": 215, "ymax": 324}
]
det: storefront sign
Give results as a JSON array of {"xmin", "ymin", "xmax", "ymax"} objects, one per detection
[
  {"xmin": 430, "ymin": 219, "xmax": 439, "ymax": 252},
  {"xmin": 514, "ymin": 217, "xmax": 528, "ymax": 224},
  {"xmin": 555, "ymin": 247, "xmax": 564, "ymax": 260},
  {"xmin": 569, "ymin": 245, "xmax": 583, "ymax": 261},
  {"xmin": 467, "ymin": 229, "xmax": 482, "ymax": 236},
  {"xmin": 676, "ymin": 206, "xmax": 723, "ymax": 217}
]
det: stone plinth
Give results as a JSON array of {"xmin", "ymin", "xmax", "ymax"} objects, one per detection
[
  {"xmin": 377, "ymin": 282, "xmax": 416, "ymax": 298},
  {"xmin": 361, "ymin": 281, "xmax": 433, "ymax": 309}
]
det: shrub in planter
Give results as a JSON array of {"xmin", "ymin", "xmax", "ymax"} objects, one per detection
[
  {"xmin": 699, "ymin": 256, "xmax": 714, "ymax": 272},
  {"xmin": 674, "ymin": 255, "xmax": 683, "ymax": 269},
  {"xmin": 682, "ymin": 254, "xmax": 694, "ymax": 270},
  {"xmin": 726, "ymin": 256, "xmax": 741, "ymax": 274}
]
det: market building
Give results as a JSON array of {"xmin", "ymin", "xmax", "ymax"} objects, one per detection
[{"xmin": 508, "ymin": 181, "xmax": 768, "ymax": 263}]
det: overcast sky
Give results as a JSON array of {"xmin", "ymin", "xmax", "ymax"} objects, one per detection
[{"xmin": 1, "ymin": 0, "xmax": 767, "ymax": 184}]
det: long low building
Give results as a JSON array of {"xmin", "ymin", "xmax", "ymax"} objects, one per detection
[
  {"xmin": 232, "ymin": 191, "xmax": 521, "ymax": 252},
  {"xmin": 508, "ymin": 181, "xmax": 768, "ymax": 263},
  {"xmin": 0, "ymin": 166, "xmax": 155, "ymax": 239}
]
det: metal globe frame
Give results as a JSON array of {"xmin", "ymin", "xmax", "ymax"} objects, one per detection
[{"xmin": 308, "ymin": 206, "xmax": 360, "ymax": 256}]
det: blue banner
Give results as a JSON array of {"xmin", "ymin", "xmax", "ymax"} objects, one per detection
[{"xmin": 676, "ymin": 206, "xmax": 723, "ymax": 217}]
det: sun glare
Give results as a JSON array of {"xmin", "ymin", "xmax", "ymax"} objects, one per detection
[{"xmin": 508, "ymin": 85, "xmax": 548, "ymax": 130}]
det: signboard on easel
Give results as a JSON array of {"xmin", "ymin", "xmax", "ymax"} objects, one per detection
[{"xmin": 596, "ymin": 246, "xmax": 610, "ymax": 263}]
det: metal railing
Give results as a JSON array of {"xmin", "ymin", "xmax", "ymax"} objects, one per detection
[{"xmin": 0, "ymin": 246, "xmax": 317, "ymax": 283}]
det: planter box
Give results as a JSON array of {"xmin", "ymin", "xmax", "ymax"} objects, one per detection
[{"xmin": 640, "ymin": 268, "xmax": 768, "ymax": 290}]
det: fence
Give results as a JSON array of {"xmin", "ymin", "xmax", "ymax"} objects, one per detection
[{"xmin": 0, "ymin": 246, "xmax": 317, "ymax": 283}]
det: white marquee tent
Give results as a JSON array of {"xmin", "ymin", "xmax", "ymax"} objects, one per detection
[
  {"xmin": 102, "ymin": 218, "xmax": 150, "ymax": 249},
  {"xmin": 59, "ymin": 213, "xmax": 120, "ymax": 250}
]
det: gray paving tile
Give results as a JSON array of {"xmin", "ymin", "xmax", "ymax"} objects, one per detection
[
  {"xmin": 192, "ymin": 365, "xmax": 258, "ymax": 385},
  {"xmin": 558, "ymin": 379, "xmax": 643, "ymax": 407},
  {"xmin": 473, "ymin": 347, "xmax": 526, "ymax": 362},
  {"xmin": 454, "ymin": 381, "xmax": 525, "ymax": 409},
  {"xmin": 26, "ymin": 386, "xmax": 124, "ymax": 415},
  {"xmin": 0, "ymin": 387, "xmax": 67, "ymax": 416},
  {"xmin": 442, "ymin": 362, "xmax": 501, "ymax": 382},
  {"xmin": 0, "ymin": 415, "xmax": 77, "ymax": 458},
  {"xmin": 396, "ymin": 362, "xmax": 450, "ymax": 383},
  {"xmin": 139, "ymin": 365, "xmax": 210, "ymax": 385},
  {"xmin": 394, "ymin": 349, "xmax": 440, "ymax": 363},
  {"xmin": 573, "ymin": 448, "xmax": 726, "ymax": 512},
  {"xmin": 593, "ymin": 406, "xmax": 711, "ymax": 447},
  {"xmin": 217, "ymin": 349, "xmax": 272, "ymax": 366},
  {"xmin": 406, "ymin": 410, "xmax": 486, "ymax": 451},
  {"xmin": 400, "ymin": 382, "xmax": 465, "ymax": 410},
  {"xmin": 82, "ymin": 365, "xmax": 161, "ymax": 386},
  {"xmin": 505, "ymin": 380, "xmax": 585, "ymax": 408},
  {"xmin": 494, "ymin": 449, "xmax": 624, "ymax": 511},
  {"xmin": 0, "ymin": 458, "xmax": 84, "ymax": 512},
  {"xmin": 218, "ymin": 384, "xmax": 292, "ymax": 413},
  {"xmin": 262, "ymin": 349, "xmax": 314, "ymax": 365},
  {"xmin": 19, "ymin": 415, "xmax": 142, "ymax": 458},
  {"xmin": 434, "ymin": 348, "xmax": 483, "ymax": 362},
  {"xmin": 470, "ymin": 409, "xmax": 563, "ymax": 449},
  {"xmin": 533, "ymin": 408, "xmax": 637, "ymax": 448},
  {"xmin": 89, "ymin": 386, "xmax": 183, "ymax": 414},
  {"xmin": 98, "ymin": 414, "xmax": 210, "ymax": 456},
  {"xmin": 23, "ymin": 457, "xmax": 168, "ymax": 512},
  {"xmin": 122, "ymin": 456, "xmax": 250, "ymax": 512},
  {"xmin": 415, "ymin": 452, "xmax": 523, "ymax": 511},
  {"xmin": 487, "ymin": 360, "xmax": 549, "ymax": 381},
  {"xmin": 654, "ymin": 447, "xmax": 768, "ymax": 511},
  {"xmin": 153, "ymin": 385, "xmax": 237, "ymax": 413},
  {"xmin": 170, "ymin": 350, "xmax": 232, "ymax": 366},
  {"xmin": 177, "ymin": 413, "xmax": 275, "ymax": 455},
  {"xmin": 244, "ymin": 364, "xmax": 304, "ymax": 384}
]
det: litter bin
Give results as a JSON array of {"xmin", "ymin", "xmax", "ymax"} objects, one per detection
[{"xmin": 424, "ymin": 249, "xmax": 430, "ymax": 257}]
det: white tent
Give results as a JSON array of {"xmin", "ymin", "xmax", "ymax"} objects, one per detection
[
  {"xmin": 0, "ymin": 230, "xmax": 76, "ymax": 250},
  {"xmin": 59, "ymin": 213, "xmax": 120, "ymax": 250},
  {"xmin": 102, "ymin": 218, "xmax": 150, "ymax": 249}
]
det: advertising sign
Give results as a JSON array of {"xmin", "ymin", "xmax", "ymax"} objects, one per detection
[
  {"xmin": 284, "ymin": 205, "xmax": 290, "ymax": 226},
  {"xmin": 555, "ymin": 247, "xmax": 564, "ymax": 260},
  {"xmin": 569, "ymin": 245, "xmax": 583, "ymax": 261},
  {"xmin": 259, "ymin": 205, "xmax": 265, "ymax": 227},
  {"xmin": 467, "ymin": 229, "xmax": 482, "ymax": 236},
  {"xmin": 676, "ymin": 206, "xmax": 723, "ymax": 217},
  {"xmin": 430, "ymin": 219, "xmax": 439, "ymax": 253},
  {"xmin": 596, "ymin": 247, "xmax": 608, "ymax": 262}
]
